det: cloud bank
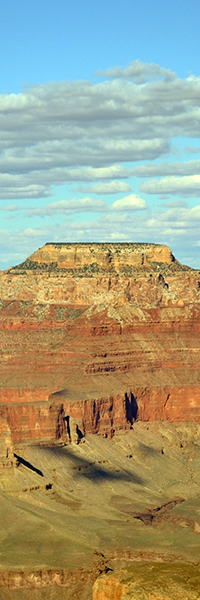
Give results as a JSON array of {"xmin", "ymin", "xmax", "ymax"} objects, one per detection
[
  {"xmin": 0, "ymin": 63, "xmax": 200, "ymax": 199},
  {"xmin": 1, "ymin": 200, "xmax": 200, "ymax": 268},
  {"xmin": 1, "ymin": 60, "xmax": 200, "ymax": 269}
]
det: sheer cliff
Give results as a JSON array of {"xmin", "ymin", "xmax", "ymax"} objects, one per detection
[{"xmin": 0, "ymin": 242, "xmax": 200, "ymax": 452}]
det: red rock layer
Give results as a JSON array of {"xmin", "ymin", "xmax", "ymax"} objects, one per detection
[
  {"xmin": 0, "ymin": 242, "xmax": 200, "ymax": 453},
  {"xmin": 50, "ymin": 386, "xmax": 200, "ymax": 441},
  {"xmin": 0, "ymin": 401, "xmax": 66, "ymax": 445}
]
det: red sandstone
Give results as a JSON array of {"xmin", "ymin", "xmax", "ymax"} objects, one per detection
[{"xmin": 0, "ymin": 242, "xmax": 200, "ymax": 462}]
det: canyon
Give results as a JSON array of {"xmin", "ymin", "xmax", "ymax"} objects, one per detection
[
  {"xmin": 0, "ymin": 242, "xmax": 200, "ymax": 599},
  {"xmin": 1, "ymin": 242, "xmax": 200, "ymax": 449}
]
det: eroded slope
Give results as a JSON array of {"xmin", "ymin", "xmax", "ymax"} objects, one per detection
[{"xmin": 1, "ymin": 423, "xmax": 200, "ymax": 597}]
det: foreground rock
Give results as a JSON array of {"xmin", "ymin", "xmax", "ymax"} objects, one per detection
[
  {"xmin": 1, "ymin": 422, "xmax": 200, "ymax": 597},
  {"xmin": 93, "ymin": 563, "xmax": 200, "ymax": 600}
]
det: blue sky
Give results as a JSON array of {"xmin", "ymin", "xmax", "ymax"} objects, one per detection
[{"xmin": 0, "ymin": 0, "xmax": 200, "ymax": 268}]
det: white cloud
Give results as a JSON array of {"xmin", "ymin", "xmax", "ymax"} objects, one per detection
[
  {"xmin": 185, "ymin": 146, "xmax": 200, "ymax": 154},
  {"xmin": 1, "ymin": 60, "xmax": 200, "ymax": 269},
  {"xmin": 132, "ymin": 159, "xmax": 200, "ymax": 178},
  {"xmin": 95, "ymin": 59, "xmax": 175, "ymax": 83},
  {"xmin": 77, "ymin": 181, "xmax": 132, "ymax": 194},
  {"xmin": 140, "ymin": 175, "xmax": 200, "ymax": 196},
  {"xmin": 111, "ymin": 194, "xmax": 146, "ymax": 211},
  {"xmin": 15, "ymin": 194, "xmax": 146, "ymax": 218},
  {"xmin": 26, "ymin": 197, "xmax": 107, "ymax": 216},
  {"xmin": 1, "ymin": 201, "xmax": 200, "ymax": 269},
  {"xmin": 1, "ymin": 63, "xmax": 200, "ymax": 198},
  {"xmin": 161, "ymin": 200, "xmax": 188, "ymax": 208},
  {"xmin": 10, "ymin": 194, "xmax": 146, "ymax": 218},
  {"xmin": 61, "ymin": 165, "xmax": 133, "ymax": 181},
  {"xmin": 0, "ymin": 183, "xmax": 49, "ymax": 199},
  {"xmin": 0, "ymin": 204, "xmax": 19, "ymax": 211}
]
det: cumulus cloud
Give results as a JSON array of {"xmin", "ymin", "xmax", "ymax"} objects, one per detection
[
  {"xmin": 140, "ymin": 175, "xmax": 200, "ymax": 196},
  {"xmin": 95, "ymin": 59, "xmax": 175, "ymax": 83},
  {"xmin": 1, "ymin": 60, "xmax": 200, "ymax": 269},
  {"xmin": 26, "ymin": 197, "xmax": 107, "ymax": 216},
  {"xmin": 9, "ymin": 194, "xmax": 146, "ymax": 218},
  {"xmin": 132, "ymin": 159, "xmax": 200, "ymax": 178},
  {"xmin": 161, "ymin": 200, "xmax": 188, "ymax": 208},
  {"xmin": 0, "ymin": 182, "xmax": 49, "ymax": 199},
  {"xmin": 111, "ymin": 194, "xmax": 146, "ymax": 211},
  {"xmin": 0, "ymin": 204, "xmax": 19, "ymax": 211},
  {"xmin": 60, "ymin": 165, "xmax": 133, "ymax": 181},
  {"xmin": 185, "ymin": 146, "xmax": 200, "ymax": 154},
  {"xmin": 1, "ymin": 63, "xmax": 200, "ymax": 198},
  {"xmin": 1, "ymin": 201, "xmax": 200, "ymax": 269},
  {"xmin": 76, "ymin": 181, "xmax": 132, "ymax": 194}
]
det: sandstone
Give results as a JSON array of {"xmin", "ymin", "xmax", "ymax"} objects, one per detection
[
  {"xmin": 0, "ymin": 401, "xmax": 67, "ymax": 445},
  {"xmin": 0, "ymin": 417, "xmax": 14, "ymax": 467},
  {"xmin": 93, "ymin": 575, "xmax": 127, "ymax": 600},
  {"xmin": 27, "ymin": 242, "xmax": 174, "ymax": 270},
  {"xmin": 0, "ymin": 568, "xmax": 92, "ymax": 589},
  {"xmin": 93, "ymin": 564, "xmax": 200, "ymax": 600},
  {"xmin": 0, "ymin": 242, "xmax": 200, "ymax": 450}
]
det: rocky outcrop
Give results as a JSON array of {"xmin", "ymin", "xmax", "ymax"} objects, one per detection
[
  {"xmin": 51, "ymin": 386, "xmax": 200, "ymax": 440},
  {"xmin": 0, "ymin": 242, "xmax": 197, "ymax": 308},
  {"xmin": 93, "ymin": 575, "xmax": 126, "ymax": 600},
  {"xmin": 0, "ymin": 401, "xmax": 67, "ymax": 445},
  {"xmin": 19, "ymin": 242, "xmax": 175, "ymax": 270},
  {"xmin": 0, "ymin": 418, "xmax": 15, "ymax": 467},
  {"xmin": 93, "ymin": 564, "xmax": 200, "ymax": 600},
  {"xmin": 0, "ymin": 568, "xmax": 93, "ymax": 589},
  {"xmin": 0, "ymin": 242, "xmax": 200, "ymax": 453},
  {"xmin": 2, "ymin": 385, "xmax": 200, "ymax": 450}
]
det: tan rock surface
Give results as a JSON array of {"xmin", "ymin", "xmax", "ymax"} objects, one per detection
[
  {"xmin": 0, "ymin": 418, "xmax": 14, "ymax": 467},
  {"xmin": 1, "ymin": 422, "xmax": 200, "ymax": 596},
  {"xmin": 93, "ymin": 564, "xmax": 200, "ymax": 600}
]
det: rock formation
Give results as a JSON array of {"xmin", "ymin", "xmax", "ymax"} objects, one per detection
[
  {"xmin": 0, "ymin": 417, "xmax": 14, "ymax": 468},
  {"xmin": 1, "ymin": 242, "xmax": 200, "ymax": 599},
  {"xmin": 0, "ymin": 242, "xmax": 200, "ymax": 459},
  {"xmin": 93, "ymin": 563, "xmax": 200, "ymax": 600}
]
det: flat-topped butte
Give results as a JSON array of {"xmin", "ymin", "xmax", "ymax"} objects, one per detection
[{"xmin": 9, "ymin": 242, "xmax": 195, "ymax": 276}]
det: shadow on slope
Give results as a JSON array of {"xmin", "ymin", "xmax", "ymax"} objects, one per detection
[
  {"xmin": 14, "ymin": 453, "xmax": 44, "ymax": 477},
  {"xmin": 37, "ymin": 445, "xmax": 145, "ymax": 485}
]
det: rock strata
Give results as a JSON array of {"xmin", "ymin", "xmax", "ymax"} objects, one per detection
[
  {"xmin": 0, "ymin": 418, "xmax": 15, "ymax": 468},
  {"xmin": 0, "ymin": 568, "xmax": 93, "ymax": 588},
  {"xmin": 0, "ymin": 242, "xmax": 200, "ymax": 453},
  {"xmin": 93, "ymin": 563, "xmax": 200, "ymax": 600}
]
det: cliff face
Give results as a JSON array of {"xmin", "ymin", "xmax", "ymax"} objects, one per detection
[
  {"xmin": 0, "ymin": 401, "xmax": 66, "ymax": 445},
  {"xmin": 0, "ymin": 242, "xmax": 198, "ymax": 307},
  {"xmin": 93, "ymin": 564, "xmax": 200, "ymax": 600},
  {"xmin": 0, "ymin": 418, "xmax": 14, "ymax": 467},
  {"xmin": 0, "ymin": 242, "xmax": 200, "ymax": 457}
]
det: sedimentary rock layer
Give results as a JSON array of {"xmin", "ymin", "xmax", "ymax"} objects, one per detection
[
  {"xmin": 0, "ymin": 242, "xmax": 200, "ymax": 455},
  {"xmin": 0, "ymin": 568, "xmax": 93, "ymax": 588},
  {"xmin": 93, "ymin": 564, "xmax": 200, "ymax": 600}
]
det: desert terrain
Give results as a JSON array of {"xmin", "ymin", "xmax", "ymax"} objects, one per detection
[{"xmin": 1, "ymin": 242, "xmax": 200, "ymax": 599}]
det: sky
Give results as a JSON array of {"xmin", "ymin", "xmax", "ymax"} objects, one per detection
[{"xmin": 1, "ymin": 0, "xmax": 200, "ymax": 269}]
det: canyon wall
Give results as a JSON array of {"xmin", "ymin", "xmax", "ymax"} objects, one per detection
[
  {"xmin": 92, "ymin": 564, "xmax": 200, "ymax": 600},
  {"xmin": 0, "ymin": 242, "xmax": 200, "ymax": 460}
]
